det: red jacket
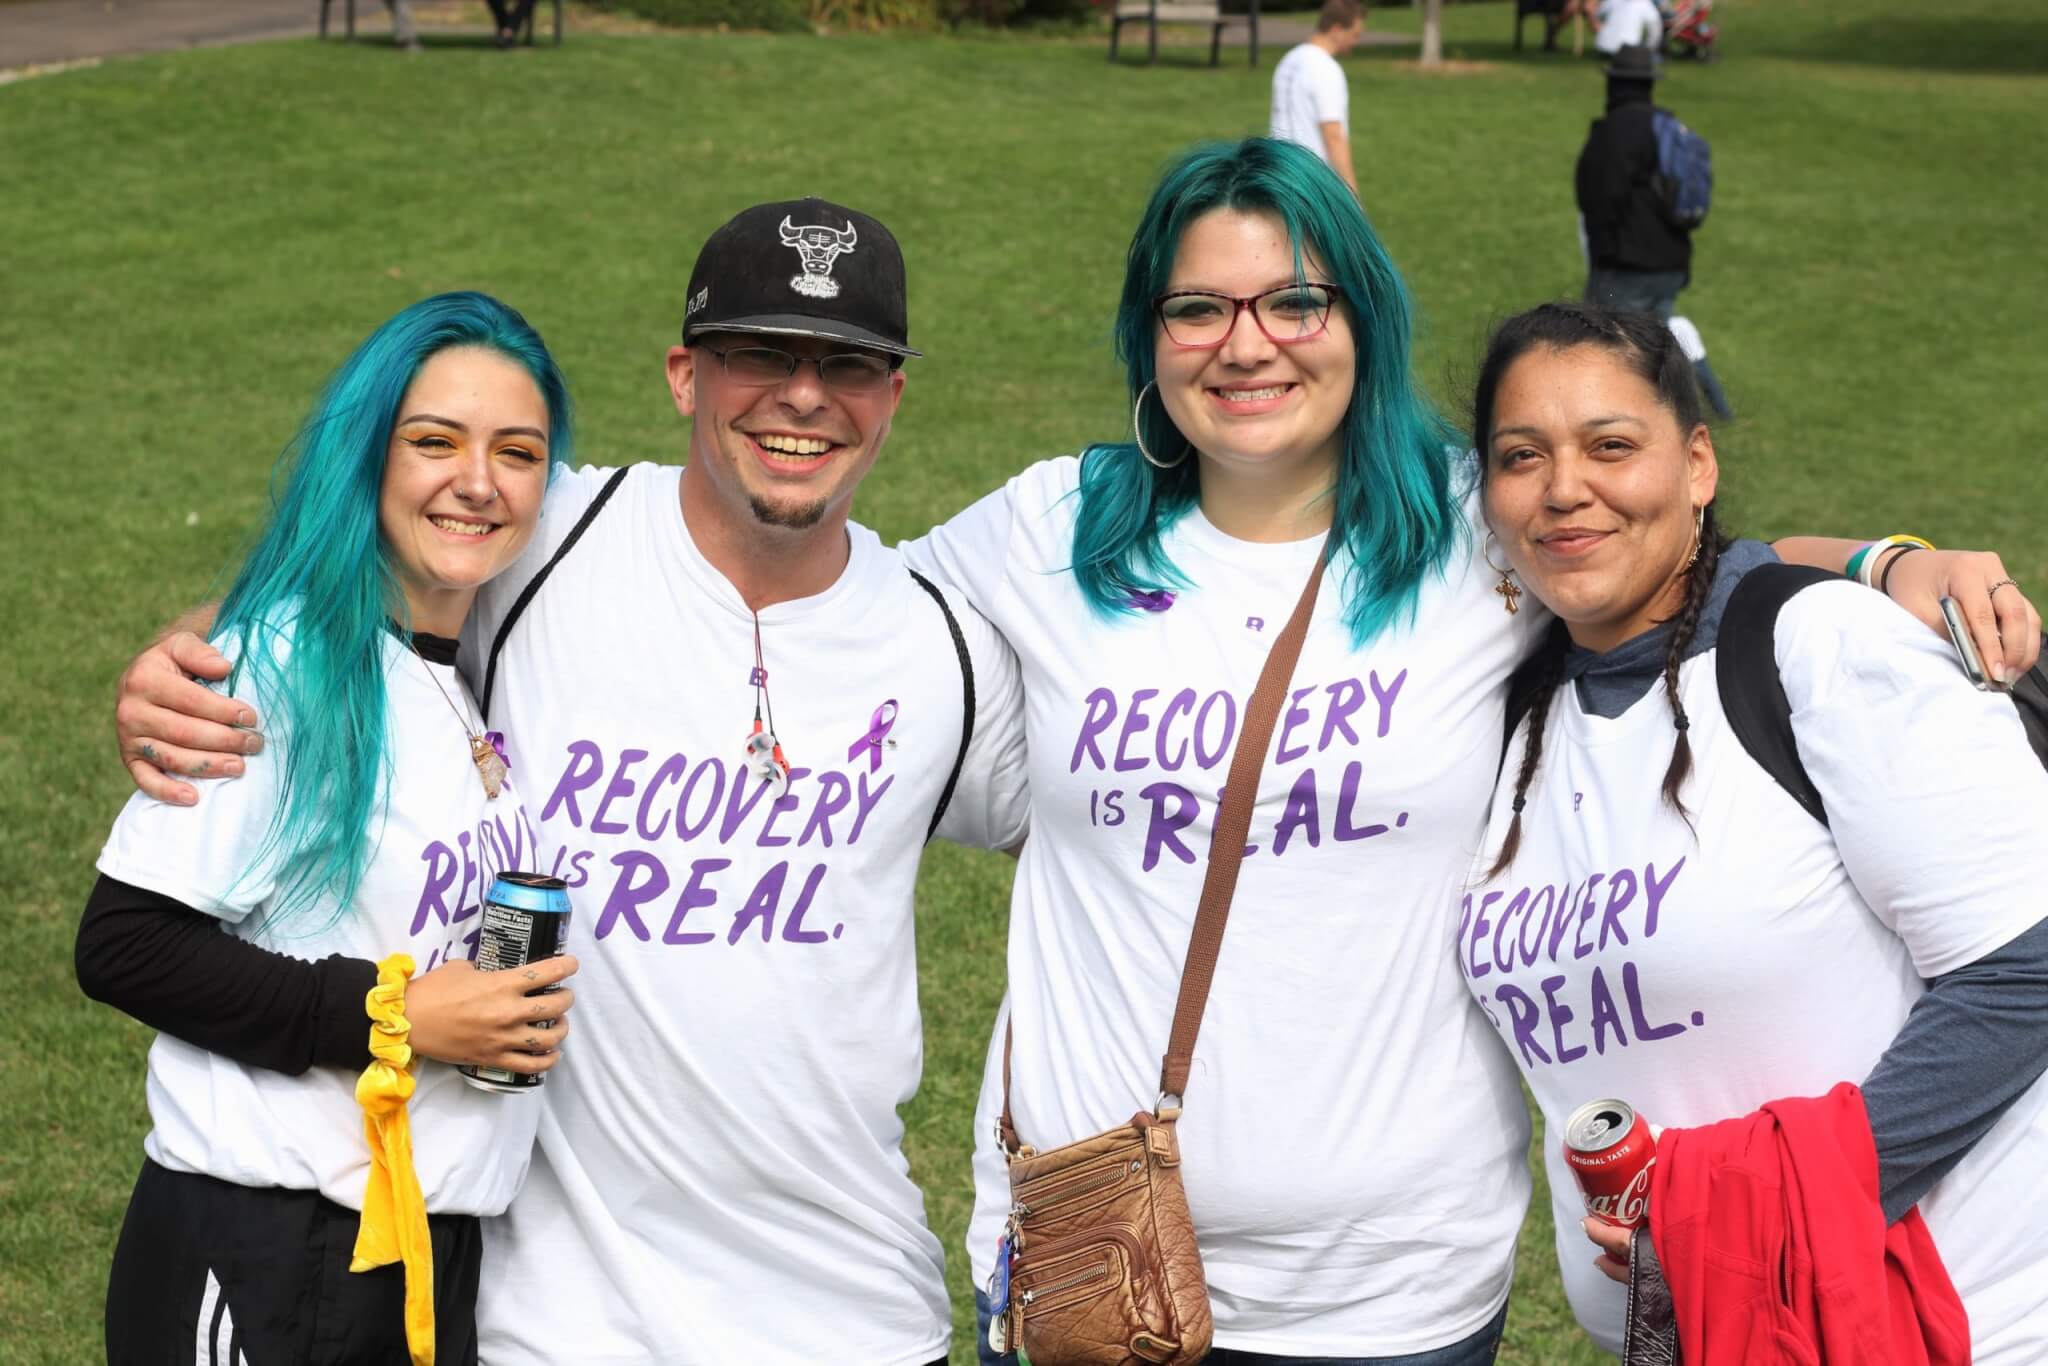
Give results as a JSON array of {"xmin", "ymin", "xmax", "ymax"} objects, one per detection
[{"xmin": 1647, "ymin": 1082, "xmax": 1971, "ymax": 1365}]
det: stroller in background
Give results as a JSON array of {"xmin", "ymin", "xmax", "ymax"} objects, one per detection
[{"xmin": 1659, "ymin": 0, "xmax": 1719, "ymax": 60}]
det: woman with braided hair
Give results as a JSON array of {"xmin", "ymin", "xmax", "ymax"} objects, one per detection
[{"xmin": 1460, "ymin": 301, "xmax": 2048, "ymax": 1360}]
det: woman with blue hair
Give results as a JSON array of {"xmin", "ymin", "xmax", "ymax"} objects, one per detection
[
  {"xmin": 78, "ymin": 291, "xmax": 581, "ymax": 1365},
  {"xmin": 902, "ymin": 138, "xmax": 2035, "ymax": 1364}
]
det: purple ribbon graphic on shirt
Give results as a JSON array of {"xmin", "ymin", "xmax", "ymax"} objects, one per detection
[
  {"xmin": 1123, "ymin": 588, "xmax": 1176, "ymax": 613},
  {"xmin": 847, "ymin": 700, "xmax": 898, "ymax": 772},
  {"xmin": 484, "ymin": 731, "xmax": 511, "ymax": 771}
]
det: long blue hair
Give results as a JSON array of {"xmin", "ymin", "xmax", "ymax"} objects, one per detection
[
  {"xmin": 213, "ymin": 291, "xmax": 574, "ymax": 929},
  {"xmin": 1072, "ymin": 138, "xmax": 1464, "ymax": 645}
]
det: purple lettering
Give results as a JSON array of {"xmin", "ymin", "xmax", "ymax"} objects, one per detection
[
  {"xmin": 1271, "ymin": 767, "xmax": 1321, "ymax": 857},
  {"xmin": 1319, "ymin": 678, "xmax": 1366, "ymax": 752},
  {"xmin": 456, "ymin": 831, "xmax": 478, "ymax": 920},
  {"xmin": 780, "ymin": 864, "xmax": 832, "ymax": 943},
  {"xmin": 1571, "ymin": 876, "xmax": 1602, "ymax": 959},
  {"xmin": 595, "ymin": 850, "xmax": 665, "ymax": 941},
  {"xmin": 757, "ymin": 768, "xmax": 811, "ymax": 848},
  {"xmin": 728, "ymin": 862, "xmax": 787, "ymax": 943},
  {"xmin": 1623, "ymin": 960, "xmax": 1686, "ymax": 1040},
  {"xmin": 411, "ymin": 841, "xmax": 456, "ymax": 935},
  {"xmin": 1545, "ymin": 881, "xmax": 1577, "ymax": 962},
  {"xmin": 1070, "ymin": 688, "xmax": 1117, "ymax": 773},
  {"xmin": 1274, "ymin": 685, "xmax": 1317, "ymax": 765},
  {"xmin": 719, "ymin": 765, "xmax": 775, "ymax": 842},
  {"xmin": 799, "ymin": 770, "xmax": 852, "ymax": 847},
  {"xmin": 676, "ymin": 759, "xmax": 726, "ymax": 841},
  {"xmin": 1155, "ymin": 689, "xmax": 1197, "ymax": 771},
  {"xmin": 1192, "ymin": 691, "xmax": 1236, "ymax": 770},
  {"xmin": 1497, "ymin": 983, "xmax": 1552, "ymax": 1067},
  {"xmin": 1368, "ymin": 668, "xmax": 1408, "ymax": 738},
  {"xmin": 1467, "ymin": 890, "xmax": 1502, "ymax": 979},
  {"xmin": 847, "ymin": 770, "xmax": 895, "ymax": 844},
  {"xmin": 1587, "ymin": 965, "xmax": 1627, "ymax": 1054},
  {"xmin": 1598, "ymin": 869, "xmax": 1638, "ymax": 952},
  {"xmin": 662, "ymin": 858, "xmax": 729, "ymax": 945},
  {"xmin": 1541, "ymin": 974, "xmax": 1586, "ymax": 1064},
  {"xmin": 1519, "ymin": 884, "xmax": 1556, "ymax": 968},
  {"xmin": 1112, "ymin": 689, "xmax": 1160, "ymax": 774},
  {"xmin": 637, "ymin": 753, "xmax": 690, "ymax": 841},
  {"xmin": 540, "ymin": 740, "xmax": 604, "ymax": 827},
  {"xmin": 1493, "ymin": 887, "xmax": 1529, "ymax": 975},
  {"xmin": 1643, "ymin": 858, "xmax": 1686, "ymax": 937},
  {"xmin": 590, "ymin": 748, "xmax": 649, "ymax": 837},
  {"xmin": 1140, "ymin": 781, "xmax": 1199, "ymax": 872}
]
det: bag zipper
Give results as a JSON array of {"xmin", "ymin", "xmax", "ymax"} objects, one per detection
[
  {"xmin": 1020, "ymin": 1258, "xmax": 1109, "ymax": 1306},
  {"xmin": 1015, "ymin": 1157, "xmax": 1138, "ymax": 1216}
]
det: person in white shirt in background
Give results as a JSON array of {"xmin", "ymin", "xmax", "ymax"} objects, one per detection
[
  {"xmin": 1270, "ymin": 0, "xmax": 1366, "ymax": 198},
  {"xmin": 1593, "ymin": 0, "xmax": 1664, "ymax": 56}
]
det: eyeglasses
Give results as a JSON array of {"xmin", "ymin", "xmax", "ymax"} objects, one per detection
[
  {"xmin": 701, "ymin": 344, "xmax": 898, "ymax": 394},
  {"xmin": 1154, "ymin": 283, "xmax": 1342, "ymax": 349}
]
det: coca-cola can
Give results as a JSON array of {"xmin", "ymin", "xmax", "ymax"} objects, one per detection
[{"xmin": 1563, "ymin": 1098, "xmax": 1658, "ymax": 1229}]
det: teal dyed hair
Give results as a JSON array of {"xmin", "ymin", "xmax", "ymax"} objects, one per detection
[
  {"xmin": 213, "ymin": 291, "xmax": 574, "ymax": 931},
  {"xmin": 1071, "ymin": 137, "xmax": 1465, "ymax": 645}
]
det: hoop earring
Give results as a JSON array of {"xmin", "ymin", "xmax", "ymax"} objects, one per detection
[
  {"xmin": 1682, "ymin": 505, "xmax": 1704, "ymax": 571},
  {"xmin": 1483, "ymin": 534, "xmax": 1522, "ymax": 616},
  {"xmin": 1132, "ymin": 381, "xmax": 1189, "ymax": 470}
]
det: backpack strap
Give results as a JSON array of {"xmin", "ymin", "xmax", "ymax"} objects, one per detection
[
  {"xmin": 1500, "ymin": 619, "xmax": 1571, "ymax": 781},
  {"xmin": 905, "ymin": 567, "xmax": 975, "ymax": 845},
  {"xmin": 1715, "ymin": 562, "xmax": 1839, "ymax": 828},
  {"xmin": 479, "ymin": 465, "xmax": 633, "ymax": 722}
]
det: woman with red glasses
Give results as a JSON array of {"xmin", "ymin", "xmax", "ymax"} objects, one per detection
[{"xmin": 901, "ymin": 137, "xmax": 2037, "ymax": 1365}]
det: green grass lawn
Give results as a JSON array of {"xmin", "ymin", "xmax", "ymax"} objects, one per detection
[{"xmin": 5, "ymin": 1, "xmax": 2045, "ymax": 1360}]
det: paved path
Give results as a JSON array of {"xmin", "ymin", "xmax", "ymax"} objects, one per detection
[{"xmin": 0, "ymin": 0, "xmax": 396, "ymax": 70}]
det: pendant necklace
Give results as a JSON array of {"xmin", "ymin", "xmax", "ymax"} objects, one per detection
[
  {"xmin": 745, "ymin": 610, "xmax": 791, "ymax": 798},
  {"xmin": 414, "ymin": 644, "xmax": 508, "ymax": 799}
]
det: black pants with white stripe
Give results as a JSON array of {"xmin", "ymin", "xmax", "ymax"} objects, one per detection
[{"xmin": 106, "ymin": 1160, "xmax": 482, "ymax": 1365}]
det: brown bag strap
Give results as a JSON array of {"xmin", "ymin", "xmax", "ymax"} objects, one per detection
[
  {"xmin": 1001, "ymin": 552, "xmax": 1327, "ymax": 1152},
  {"xmin": 1158, "ymin": 553, "xmax": 1325, "ymax": 1101}
]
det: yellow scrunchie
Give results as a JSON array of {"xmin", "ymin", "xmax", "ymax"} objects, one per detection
[{"xmin": 351, "ymin": 953, "xmax": 435, "ymax": 1366}]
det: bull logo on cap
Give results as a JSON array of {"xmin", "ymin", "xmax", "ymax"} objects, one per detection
[{"xmin": 779, "ymin": 215, "xmax": 858, "ymax": 300}]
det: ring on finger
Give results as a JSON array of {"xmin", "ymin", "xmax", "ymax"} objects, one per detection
[{"xmin": 1990, "ymin": 577, "xmax": 2021, "ymax": 600}]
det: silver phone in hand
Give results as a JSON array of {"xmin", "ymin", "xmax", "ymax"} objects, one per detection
[{"xmin": 1939, "ymin": 595, "xmax": 1995, "ymax": 691}]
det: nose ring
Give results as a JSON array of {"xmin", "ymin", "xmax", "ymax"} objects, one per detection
[{"xmin": 456, "ymin": 484, "xmax": 500, "ymax": 504}]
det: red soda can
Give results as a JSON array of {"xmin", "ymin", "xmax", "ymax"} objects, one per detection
[{"xmin": 1563, "ymin": 1098, "xmax": 1658, "ymax": 1229}]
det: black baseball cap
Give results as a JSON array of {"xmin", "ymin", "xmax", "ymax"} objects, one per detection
[{"xmin": 680, "ymin": 197, "xmax": 921, "ymax": 360}]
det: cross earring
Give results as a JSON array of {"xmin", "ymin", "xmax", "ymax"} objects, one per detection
[{"xmin": 1483, "ymin": 536, "xmax": 1522, "ymax": 616}]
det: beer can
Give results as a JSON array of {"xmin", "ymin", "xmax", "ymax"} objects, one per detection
[
  {"xmin": 1562, "ymin": 1098, "xmax": 1659, "ymax": 1229},
  {"xmin": 458, "ymin": 872, "xmax": 573, "ymax": 1094}
]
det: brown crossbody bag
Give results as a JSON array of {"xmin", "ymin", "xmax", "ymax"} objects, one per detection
[{"xmin": 990, "ymin": 554, "xmax": 1327, "ymax": 1366}]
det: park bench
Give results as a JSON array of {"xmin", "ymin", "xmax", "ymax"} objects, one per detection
[
  {"xmin": 1110, "ymin": 0, "xmax": 1262, "ymax": 68},
  {"xmin": 318, "ymin": 0, "xmax": 564, "ymax": 46}
]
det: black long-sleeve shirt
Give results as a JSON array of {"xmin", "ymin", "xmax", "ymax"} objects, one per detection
[{"xmin": 1575, "ymin": 86, "xmax": 1693, "ymax": 278}]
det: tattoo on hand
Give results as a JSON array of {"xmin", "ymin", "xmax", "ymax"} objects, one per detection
[
  {"xmin": 186, "ymin": 758, "xmax": 210, "ymax": 777},
  {"xmin": 141, "ymin": 743, "xmax": 160, "ymax": 766},
  {"xmin": 523, "ymin": 969, "xmax": 538, "ymax": 982}
]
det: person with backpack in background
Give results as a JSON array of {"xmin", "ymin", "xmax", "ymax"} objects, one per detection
[
  {"xmin": 1574, "ymin": 44, "xmax": 1734, "ymax": 416},
  {"xmin": 1462, "ymin": 301, "xmax": 2048, "ymax": 1362}
]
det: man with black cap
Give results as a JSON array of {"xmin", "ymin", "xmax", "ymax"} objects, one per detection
[
  {"xmin": 1576, "ymin": 44, "xmax": 1695, "ymax": 319},
  {"xmin": 462, "ymin": 198, "xmax": 1027, "ymax": 1365},
  {"xmin": 111, "ymin": 198, "xmax": 1030, "ymax": 1366}
]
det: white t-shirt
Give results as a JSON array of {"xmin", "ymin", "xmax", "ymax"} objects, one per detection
[
  {"xmin": 461, "ymin": 464, "xmax": 1029, "ymax": 1366},
  {"xmin": 96, "ymin": 624, "xmax": 542, "ymax": 1216},
  {"xmin": 1595, "ymin": 0, "xmax": 1663, "ymax": 54},
  {"xmin": 1461, "ymin": 581, "xmax": 2048, "ymax": 1361},
  {"xmin": 900, "ymin": 455, "xmax": 1545, "ymax": 1356},
  {"xmin": 1270, "ymin": 42, "xmax": 1349, "ymax": 167}
]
